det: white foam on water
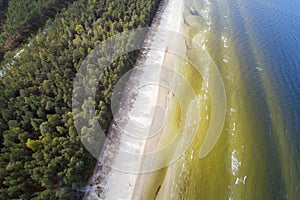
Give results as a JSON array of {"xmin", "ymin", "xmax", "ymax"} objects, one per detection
[
  {"xmin": 190, "ymin": 150, "xmax": 194, "ymax": 160},
  {"xmin": 235, "ymin": 176, "xmax": 247, "ymax": 185},
  {"xmin": 256, "ymin": 66, "xmax": 264, "ymax": 71},
  {"xmin": 223, "ymin": 54, "xmax": 231, "ymax": 63},
  {"xmin": 233, "ymin": 122, "xmax": 236, "ymax": 131},
  {"xmin": 231, "ymin": 149, "xmax": 241, "ymax": 176}
]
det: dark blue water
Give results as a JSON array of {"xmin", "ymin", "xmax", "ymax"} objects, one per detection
[
  {"xmin": 235, "ymin": 0, "xmax": 300, "ymax": 173},
  {"xmin": 205, "ymin": 0, "xmax": 300, "ymax": 198}
]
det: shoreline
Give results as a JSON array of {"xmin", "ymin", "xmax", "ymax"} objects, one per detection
[{"xmin": 129, "ymin": 0, "xmax": 185, "ymax": 198}]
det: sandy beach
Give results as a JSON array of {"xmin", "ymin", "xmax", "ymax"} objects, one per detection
[
  {"xmin": 84, "ymin": 0, "xmax": 185, "ymax": 199},
  {"xmin": 131, "ymin": 1, "xmax": 185, "ymax": 195}
]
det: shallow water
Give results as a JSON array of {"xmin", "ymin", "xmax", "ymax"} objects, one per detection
[{"xmin": 156, "ymin": 0, "xmax": 300, "ymax": 199}]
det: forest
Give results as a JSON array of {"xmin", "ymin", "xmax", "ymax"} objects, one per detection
[
  {"xmin": 0, "ymin": 0, "xmax": 76, "ymax": 61},
  {"xmin": 0, "ymin": 0, "xmax": 161, "ymax": 199}
]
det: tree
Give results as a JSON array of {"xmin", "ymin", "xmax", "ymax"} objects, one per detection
[
  {"xmin": 26, "ymin": 139, "xmax": 40, "ymax": 152},
  {"xmin": 75, "ymin": 24, "xmax": 84, "ymax": 35}
]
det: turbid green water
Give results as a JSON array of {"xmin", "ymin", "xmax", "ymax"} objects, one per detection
[{"xmin": 148, "ymin": 0, "xmax": 300, "ymax": 199}]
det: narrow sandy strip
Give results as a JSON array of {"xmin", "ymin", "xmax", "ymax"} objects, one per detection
[{"xmin": 131, "ymin": 0, "xmax": 185, "ymax": 199}]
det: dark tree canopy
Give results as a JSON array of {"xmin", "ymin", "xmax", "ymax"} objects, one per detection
[{"xmin": 0, "ymin": 0, "xmax": 161, "ymax": 199}]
